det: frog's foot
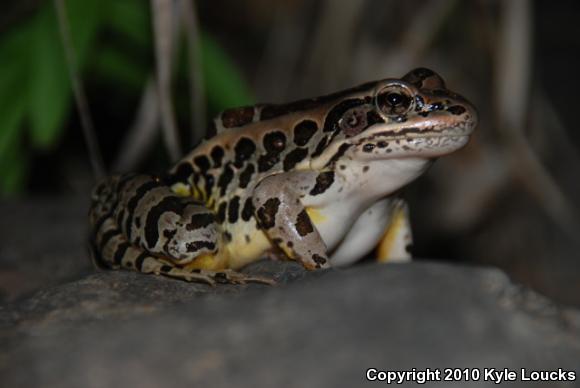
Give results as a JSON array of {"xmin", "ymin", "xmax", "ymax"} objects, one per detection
[
  {"xmin": 211, "ymin": 269, "xmax": 276, "ymax": 285},
  {"xmin": 376, "ymin": 198, "xmax": 413, "ymax": 263},
  {"xmin": 154, "ymin": 265, "xmax": 217, "ymax": 286},
  {"xmin": 160, "ymin": 266, "xmax": 275, "ymax": 286}
]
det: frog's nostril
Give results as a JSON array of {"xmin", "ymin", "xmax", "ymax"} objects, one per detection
[{"xmin": 447, "ymin": 105, "xmax": 466, "ymax": 115}]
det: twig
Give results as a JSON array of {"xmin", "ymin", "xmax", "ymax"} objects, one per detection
[
  {"xmin": 54, "ymin": 0, "xmax": 105, "ymax": 179},
  {"xmin": 253, "ymin": 2, "xmax": 310, "ymax": 101},
  {"xmin": 113, "ymin": 78, "xmax": 159, "ymax": 172},
  {"xmin": 495, "ymin": 0, "xmax": 531, "ymax": 135},
  {"xmin": 398, "ymin": 0, "xmax": 458, "ymax": 63},
  {"xmin": 151, "ymin": 0, "xmax": 181, "ymax": 161},
  {"xmin": 180, "ymin": 0, "xmax": 206, "ymax": 145},
  {"xmin": 534, "ymin": 92, "xmax": 580, "ymax": 168},
  {"xmin": 495, "ymin": 0, "xmax": 580, "ymax": 237},
  {"xmin": 300, "ymin": 0, "xmax": 366, "ymax": 92}
]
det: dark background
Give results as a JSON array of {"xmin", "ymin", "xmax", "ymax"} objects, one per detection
[{"xmin": 1, "ymin": 0, "xmax": 579, "ymax": 305}]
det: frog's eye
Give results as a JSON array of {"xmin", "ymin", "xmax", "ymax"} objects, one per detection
[
  {"xmin": 339, "ymin": 107, "xmax": 368, "ymax": 137},
  {"xmin": 376, "ymin": 84, "xmax": 414, "ymax": 117}
]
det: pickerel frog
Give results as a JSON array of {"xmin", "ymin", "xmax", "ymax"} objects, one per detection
[{"xmin": 89, "ymin": 68, "xmax": 477, "ymax": 285}]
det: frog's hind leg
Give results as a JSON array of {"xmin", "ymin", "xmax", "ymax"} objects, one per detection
[
  {"xmin": 89, "ymin": 173, "xmax": 221, "ymax": 266},
  {"xmin": 91, "ymin": 217, "xmax": 273, "ymax": 285},
  {"xmin": 376, "ymin": 198, "xmax": 413, "ymax": 263},
  {"xmin": 91, "ymin": 216, "xmax": 210, "ymax": 284},
  {"xmin": 89, "ymin": 174, "xmax": 274, "ymax": 285}
]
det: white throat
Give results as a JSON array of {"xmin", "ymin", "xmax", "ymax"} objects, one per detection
[{"xmin": 340, "ymin": 157, "xmax": 432, "ymax": 205}]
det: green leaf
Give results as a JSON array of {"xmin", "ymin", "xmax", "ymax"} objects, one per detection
[
  {"xmin": 0, "ymin": 18, "xmax": 34, "ymax": 60},
  {"xmin": 92, "ymin": 45, "xmax": 147, "ymax": 91},
  {"xmin": 28, "ymin": 0, "xmax": 102, "ymax": 150},
  {"xmin": 66, "ymin": 0, "xmax": 102, "ymax": 68},
  {"xmin": 0, "ymin": 25, "xmax": 29, "ymax": 196},
  {"xmin": 200, "ymin": 33, "xmax": 254, "ymax": 111},
  {"xmin": 106, "ymin": 0, "xmax": 151, "ymax": 48},
  {"xmin": 0, "ymin": 23, "xmax": 30, "ymax": 161},
  {"xmin": 0, "ymin": 0, "xmax": 103, "ymax": 194},
  {"xmin": 27, "ymin": 5, "xmax": 71, "ymax": 149},
  {"xmin": 0, "ymin": 141, "xmax": 28, "ymax": 196},
  {"xmin": 0, "ymin": 17, "xmax": 32, "ymax": 99},
  {"xmin": 0, "ymin": 91, "xmax": 26, "ymax": 163},
  {"xmin": 0, "ymin": 94, "xmax": 27, "ymax": 196}
]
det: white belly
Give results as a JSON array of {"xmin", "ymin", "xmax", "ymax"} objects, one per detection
[
  {"xmin": 330, "ymin": 198, "xmax": 392, "ymax": 266},
  {"xmin": 302, "ymin": 157, "xmax": 429, "ymax": 265},
  {"xmin": 309, "ymin": 198, "xmax": 392, "ymax": 265}
]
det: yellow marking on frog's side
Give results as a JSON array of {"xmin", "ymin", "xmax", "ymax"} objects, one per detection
[
  {"xmin": 377, "ymin": 206, "xmax": 407, "ymax": 263},
  {"xmin": 225, "ymin": 229, "xmax": 272, "ymax": 269},
  {"xmin": 184, "ymin": 252, "xmax": 228, "ymax": 271},
  {"xmin": 171, "ymin": 183, "xmax": 192, "ymax": 197},
  {"xmin": 196, "ymin": 187, "xmax": 207, "ymax": 202},
  {"xmin": 207, "ymin": 197, "xmax": 216, "ymax": 211},
  {"xmin": 278, "ymin": 244, "xmax": 297, "ymax": 261},
  {"xmin": 306, "ymin": 207, "xmax": 326, "ymax": 224}
]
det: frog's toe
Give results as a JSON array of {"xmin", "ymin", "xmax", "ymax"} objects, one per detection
[
  {"xmin": 159, "ymin": 267, "xmax": 217, "ymax": 286},
  {"xmin": 214, "ymin": 270, "xmax": 276, "ymax": 285}
]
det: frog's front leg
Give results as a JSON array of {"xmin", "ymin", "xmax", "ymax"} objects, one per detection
[
  {"xmin": 252, "ymin": 172, "xmax": 331, "ymax": 270},
  {"xmin": 376, "ymin": 198, "xmax": 413, "ymax": 263}
]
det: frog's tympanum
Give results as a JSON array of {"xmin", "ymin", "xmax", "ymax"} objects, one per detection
[{"xmin": 89, "ymin": 68, "xmax": 477, "ymax": 285}]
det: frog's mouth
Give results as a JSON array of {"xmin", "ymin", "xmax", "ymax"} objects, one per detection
[
  {"xmin": 366, "ymin": 109, "xmax": 476, "ymax": 138},
  {"xmin": 312, "ymin": 127, "xmax": 471, "ymax": 169},
  {"xmin": 340, "ymin": 111, "xmax": 476, "ymax": 161}
]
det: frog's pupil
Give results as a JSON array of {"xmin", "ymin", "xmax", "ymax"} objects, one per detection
[
  {"xmin": 347, "ymin": 114, "xmax": 358, "ymax": 126},
  {"xmin": 387, "ymin": 93, "xmax": 403, "ymax": 106}
]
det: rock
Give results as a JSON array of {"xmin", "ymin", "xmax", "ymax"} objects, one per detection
[
  {"xmin": 1, "ymin": 198, "xmax": 579, "ymax": 387},
  {"xmin": 1, "ymin": 261, "xmax": 579, "ymax": 388},
  {"xmin": 0, "ymin": 260, "xmax": 306, "ymax": 327},
  {"xmin": 0, "ymin": 198, "xmax": 93, "ymax": 302}
]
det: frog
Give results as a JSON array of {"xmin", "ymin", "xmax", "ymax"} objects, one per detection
[{"xmin": 89, "ymin": 67, "xmax": 477, "ymax": 285}]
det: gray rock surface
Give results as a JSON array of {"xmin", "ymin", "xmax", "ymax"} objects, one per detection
[
  {"xmin": 2, "ymin": 262, "xmax": 580, "ymax": 388},
  {"xmin": 0, "ymin": 198, "xmax": 92, "ymax": 302},
  {"xmin": 1, "ymin": 199, "xmax": 579, "ymax": 387}
]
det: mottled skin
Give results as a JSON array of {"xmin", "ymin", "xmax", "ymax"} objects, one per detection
[{"xmin": 89, "ymin": 68, "xmax": 477, "ymax": 285}]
